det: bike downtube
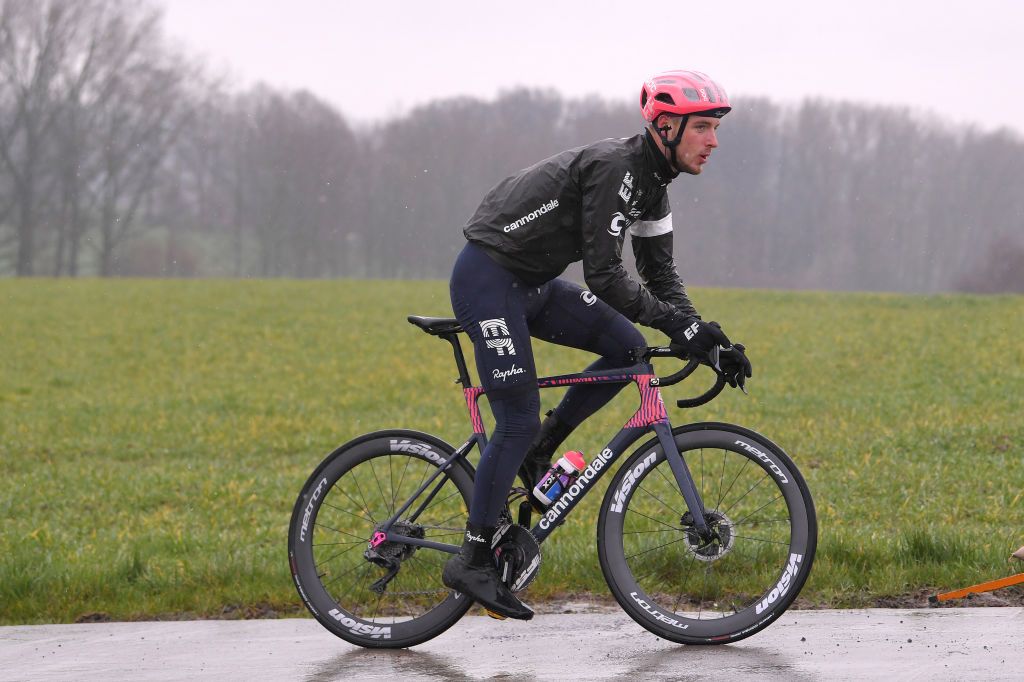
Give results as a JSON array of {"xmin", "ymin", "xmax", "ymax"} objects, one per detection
[{"xmin": 652, "ymin": 421, "xmax": 710, "ymax": 535}]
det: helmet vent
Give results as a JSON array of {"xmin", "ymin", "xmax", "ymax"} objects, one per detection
[
  {"xmin": 682, "ymin": 88, "xmax": 700, "ymax": 102},
  {"xmin": 654, "ymin": 93, "xmax": 675, "ymax": 105}
]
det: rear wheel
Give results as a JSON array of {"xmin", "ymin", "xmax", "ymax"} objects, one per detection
[
  {"xmin": 598, "ymin": 423, "xmax": 816, "ymax": 644},
  {"xmin": 288, "ymin": 430, "xmax": 474, "ymax": 648}
]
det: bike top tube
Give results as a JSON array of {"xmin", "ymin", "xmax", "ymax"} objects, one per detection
[{"xmin": 406, "ymin": 313, "xmax": 726, "ymax": 409}]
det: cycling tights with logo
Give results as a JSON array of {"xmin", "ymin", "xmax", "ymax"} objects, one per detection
[{"xmin": 450, "ymin": 242, "xmax": 645, "ymax": 526}]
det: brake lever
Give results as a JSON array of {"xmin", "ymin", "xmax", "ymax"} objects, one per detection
[
  {"xmin": 708, "ymin": 345, "xmax": 722, "ymax": 374},
  {"xmin": 711, "ymin": 345, "xmax": 748, "ymax": 395}
]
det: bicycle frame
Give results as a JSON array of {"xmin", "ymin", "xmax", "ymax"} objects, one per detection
[{"xmin": 369, "ymin": 332, "xmax": 712, "ymax": 555}]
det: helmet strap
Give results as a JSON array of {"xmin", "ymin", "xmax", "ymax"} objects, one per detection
[{"xmin": 655, "ymin": 114, "xmax": 688, "ymax": 173}]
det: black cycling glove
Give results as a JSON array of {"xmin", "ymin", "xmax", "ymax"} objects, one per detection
[
  {"xmin": 662, "ymin": 314, "xmax": 753, "ymax": 390},
  {"xmin": 718, "ymin": 342, "xmax": 752, "ymax": 390},
  {"xmin": 662, "ymin": 313, "xmax": 731, "ymax": 361}
]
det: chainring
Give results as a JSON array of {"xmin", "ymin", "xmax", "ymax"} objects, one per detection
[{"xmin": 492, "ymin": 524, "xmax": 542, "ymax": 593}]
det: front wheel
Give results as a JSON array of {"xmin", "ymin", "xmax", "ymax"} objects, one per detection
[
  {"xmin": 598, "ymin": 422, "xmax": 816, "ymax": 644},
  {"xmin": 287, "ymin": 430, "xmax": 475, "ymax": 648}
]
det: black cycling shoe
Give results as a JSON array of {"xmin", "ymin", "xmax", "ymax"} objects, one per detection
[
  {"xmin": 518, "ymin": 410, "xmax": 574, "ymax": 492},
  {"xmin": 442, "ymin": 524, "xmax": 534, "ymax": 621}
]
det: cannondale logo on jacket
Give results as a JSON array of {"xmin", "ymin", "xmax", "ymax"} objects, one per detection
[
  {"xmin": 581, "ymin": 291, "xmax": 597, "ymax": 306},
  {"xmin": 609, "ymin": 212, "xmax": 626, "ymax": 237},
  {"xmin": 480, "ymin": 318, "xmax": 516, "ymax": 356},
  {"xmin": 503, "ymin": 199, "xmax": 559, "ymax": 233}
]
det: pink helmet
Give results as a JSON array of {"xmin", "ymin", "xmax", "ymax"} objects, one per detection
[{"xmin": 640, "ymin": 70, "xmax": 731, "ymax": 122}]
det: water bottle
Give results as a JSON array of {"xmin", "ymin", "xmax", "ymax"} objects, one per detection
[{"xmin": 532, "ymin": 451, "xmax": 587, "ymax": 507}]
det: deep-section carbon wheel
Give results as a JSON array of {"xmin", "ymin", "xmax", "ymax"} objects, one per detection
[
  {"xmin": 598, "ymin": 422, "xmax": 816, "ymax": 644},
  {"xmin": 288, "ymin": 430, "xmax": 474, "ymax": 648}
]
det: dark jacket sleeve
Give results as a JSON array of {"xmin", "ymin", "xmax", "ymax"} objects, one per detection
[
  {"xmin": 577, "ymin": 158, "xmax": 680, "ymax": 331},
  {"xmin": 631, "ymin": 192, "xmax": 698, "ymax": 318}
]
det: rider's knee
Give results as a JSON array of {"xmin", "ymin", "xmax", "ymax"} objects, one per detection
[{"xmin": 488, "ymin": 386, "xmax": 541, "ymax": 439}]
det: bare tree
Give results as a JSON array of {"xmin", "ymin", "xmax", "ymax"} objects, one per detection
[
  {"xmin": 0, "ymin": 0, "xmax": 87, "ymax": 275},
  {"xmin": 87, "ymin": 6, "xmax": 195, "ymax": 276}
]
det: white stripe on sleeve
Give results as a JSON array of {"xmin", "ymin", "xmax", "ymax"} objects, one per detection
[{"xmin": 628, "ymin": 212, "xmax": 673, "ymax": 238}]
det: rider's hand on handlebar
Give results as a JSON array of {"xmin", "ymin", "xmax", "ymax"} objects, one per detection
[
  {"xmin": 707, "ymin": 322, "xmax": 752, "ymax": 391},
  {"xmin": 665, "ymin": 315, "xmax": 752, "ymax": 391},
  {"xmin": 664, "ymin": 314, "xmax": 731, "ymax": 362},
  {"xmin": 717, "ymin": 342, "xmax": 752, "ymax": 391}
]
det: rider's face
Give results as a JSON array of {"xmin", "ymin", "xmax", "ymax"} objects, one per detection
[{"xmin": 672, "ymin": 115, "xmax": 721, "ymax": 176}]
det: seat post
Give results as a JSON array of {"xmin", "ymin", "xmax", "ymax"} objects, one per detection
[{"xmin": 441, "ymin": 333, "xmax": 473, "ymax": 388}]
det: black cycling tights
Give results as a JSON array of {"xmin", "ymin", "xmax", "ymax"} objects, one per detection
[{"xmin": 450, "ymin": 242, "xmax": 645, "ymax": 526}]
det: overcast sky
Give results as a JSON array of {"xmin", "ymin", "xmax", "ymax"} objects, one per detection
[{"xmin": 162, "ymin": 0, "xmax": 1023, "ymax": 135}]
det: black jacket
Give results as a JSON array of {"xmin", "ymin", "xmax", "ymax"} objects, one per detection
[{"xmin": 464, "ymin": 130, "xmax": 697, "ymax": 332}]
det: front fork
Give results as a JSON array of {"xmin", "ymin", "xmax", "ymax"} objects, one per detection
[{"xmin": 652, "ymin": 420, "xmax": 712, "ymax": 538}]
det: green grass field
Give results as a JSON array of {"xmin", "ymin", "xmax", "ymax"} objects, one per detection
[{"xmin": 2, "ymin": 279, "xmax": 1022, "ymax": 624}]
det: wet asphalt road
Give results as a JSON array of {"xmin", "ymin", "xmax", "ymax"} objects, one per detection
[{"xmin": 1, "ymin": 608, "xmax": 1022, "ymax": 681}]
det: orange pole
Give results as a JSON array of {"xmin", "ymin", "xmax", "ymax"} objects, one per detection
[{"xmin": 930, "ymin": 572, "xmax": 1024, "ymax": 603}]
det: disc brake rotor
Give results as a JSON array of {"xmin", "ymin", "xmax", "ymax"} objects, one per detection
[{"xmin": 683, "ymin": 510, "xmax": 737, "ymax": 562}]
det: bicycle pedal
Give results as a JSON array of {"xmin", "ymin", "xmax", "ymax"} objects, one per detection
[{"xmin": 484, "ymin": 609, "xmax": 508, "ymax": 621}]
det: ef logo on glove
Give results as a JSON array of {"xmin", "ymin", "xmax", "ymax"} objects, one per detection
[{"xmin": 683, "ymin": 321, "xmax": 700, "ymax": 341}]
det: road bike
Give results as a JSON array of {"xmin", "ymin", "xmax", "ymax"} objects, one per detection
[{"xmin": 288, "ymin": 315, "xmax": 817, "ymax": 648}]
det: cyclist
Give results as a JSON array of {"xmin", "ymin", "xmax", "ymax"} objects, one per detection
[{"xmin": 442, "ymin": 70, "xmax": 752, "ymax": 620}]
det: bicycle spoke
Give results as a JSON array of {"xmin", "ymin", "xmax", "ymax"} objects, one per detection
[
  {"xmin": 320, "ymin": 499, "xmax": 376, "ymax": 525},
  {"xmin": 338, "ymin": 563, "xmax": 378, "ymax": 616},
  {"xmin": 731, "ymin": 517, "xmax": 790, "ymax": 527},
  {"xmin": 654, "ymin": 457, "xmax": 676, "ymax": 488},
  {"xmin": 715, "ymin": 455, "xmax": 752, "ymax": 512},
  {"xmin": 315, "ymin": 522, "xmax": 370, "ymax": 544},
  {"xmin": 346, "ymin": 470, "xmax": 378, "ymax": 526},
  {"xmin": 729, "ymin": 493, "xmax": 785, "ymax": 529},
  {"xmin": 386, "ymin": 456, "xmax": 396, "ymax": 517},
  {"xmin": 392, "ymin": 454, "xmax": 415, "ymax": 515},
  {"xmin": 626, "ymin": 506, "xmax": 685, "ymax": 533},
  {"xmin": 370, "ymin": 591, "xmax": 384, "ymax": 623},
  {"xmin": 313, "ymin": 539, "xmax": 367, "ymax": 548},
  {"xmin": 322, "ymin": 557, "xmax": 372, "ymax": 591},
  {"xmin": 636, "ymin": 481, "xmax": 685, "ymax": 519},
  {"xmin": 422, "ymin": 487, "xmax": 464, "ymax": 518},
  {"xmin": 413, "ymin": 458, "xmax": 433, "ymax": 504},
  {"xmin": 622, "ymin": 527, "xmax": 687, "ymax": 536},
  {"xmin": 367, "ymin": 457, "xmax": 393, "ymax": 518},
  {"xmin": 433, "ymin": 510, "xmax": 469, "ymax": 529},
  {"xmin": 718, "ymin": 474, "xmax": 771, "ymax": 520},
  {"xmin": 731, "ymin": 533, "xmax": 790, "ymax": 547},
  {"xmin": 330, "ymin": 482, "xmax": 377, "ymax": 526},
  {"xmin": 424, "ymin": 530, "xmax": 463, "ymax": 540},
  {"xmin": 697, "ymin": 561, "xmax": 717, "ymax": 619},
  {"xmin": 624, "ymin": 534, "xmax": 689, "ymax": 562},
  {"xmin": 315, "ymin": 540, "xmax": 364, "ymax": 568},
  {"xmin": 670, "ymin": 551, "xmax": 700, "ymax": 613},
  {"xmin": 716, "ymin": 450, "xmax": 728, "ymax": 515},
  {"xmin": 631, "ymin": 539, "xmax": 697, "ymax": 588}
]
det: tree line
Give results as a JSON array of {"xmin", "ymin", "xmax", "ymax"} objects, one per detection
[{"xmin": 1, "ymin": 0, "xmax": 1022, "ymax": 292}]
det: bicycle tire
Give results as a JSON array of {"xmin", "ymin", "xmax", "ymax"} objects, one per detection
[
  {"xmin": 597, "ymin": 422, "xmax": 816, "ymax": 644},
  {"xmin": 288, "ymin": 429, "xmax": 475, "ymax": 648}
]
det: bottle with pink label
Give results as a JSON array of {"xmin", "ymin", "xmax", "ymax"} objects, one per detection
[{"xmin": 532, "ymin": 450, "xmax": 587, "ymax": 507}]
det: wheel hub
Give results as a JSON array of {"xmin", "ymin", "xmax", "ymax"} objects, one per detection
[{"xmin": 682, "ymin": 510, "xmax": 736, "ymax": 562}]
